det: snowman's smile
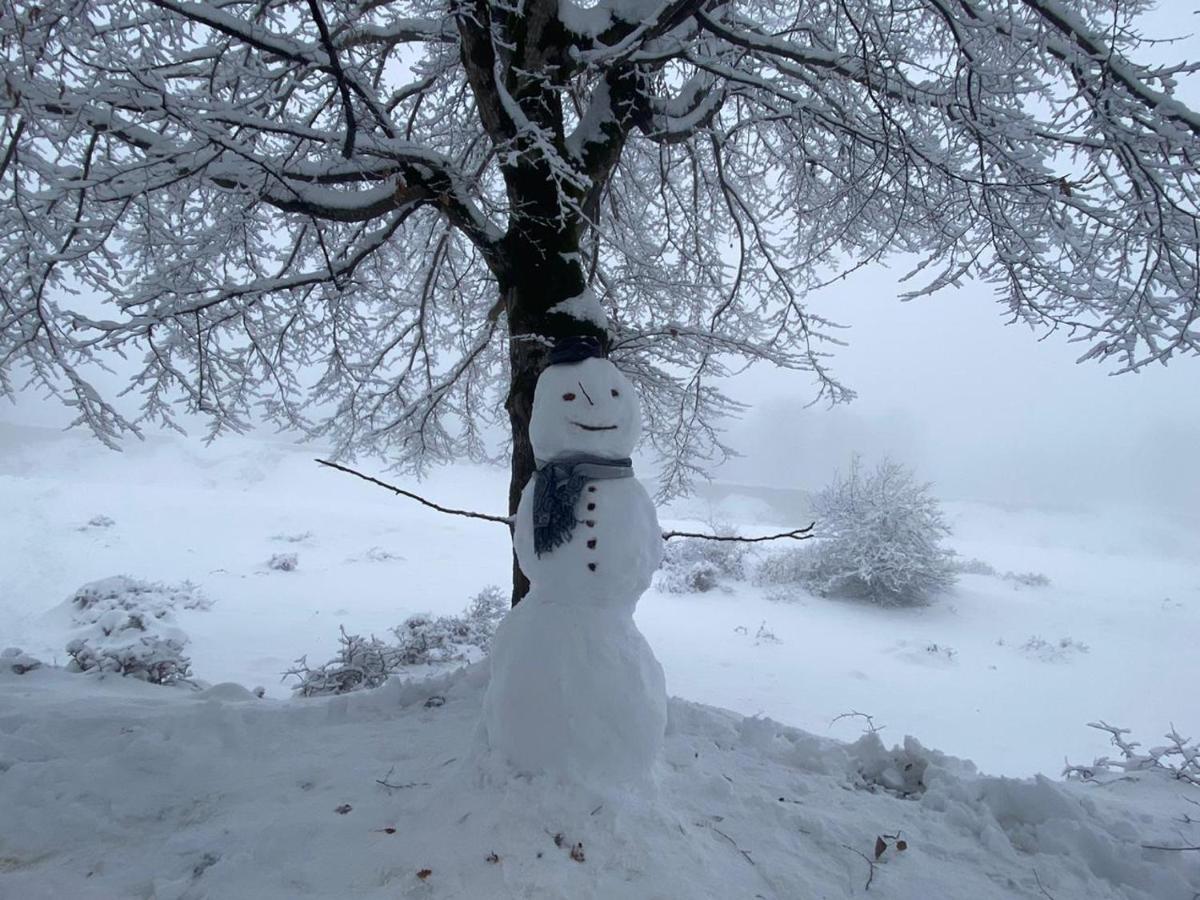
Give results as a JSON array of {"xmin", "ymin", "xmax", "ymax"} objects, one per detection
[{"xmin": 573, "ymin": 421, "xmax": 619, "ymax": 432}]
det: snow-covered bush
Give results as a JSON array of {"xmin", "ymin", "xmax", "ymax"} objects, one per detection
[
  {"xmin": 758, "ymin": 457, "xmax": 956, "ymax": 606},
  {"xmin": 66, "ymin": 634, "xmax": 192, "ymax": 684},
  {"xmin": 1022, "ymin": 635, "xmax": 1088, "ymax": 662},
  {"xmin": 267, "ymin": 552, "xmax": 298, "ymax": 571},
  {"xmin": 285, "ymin": 627, "xmax": 395, "ymax": 696},
  {"xmin": 2, "ymin": 647, "xmax": 42, "ymax": 674},
  {"xmin": 657, "ymin": 534, "xmax": 749, "ymax": 594},
  {"xmin": 68, "ymin": 575, "xmax": 211, "ymax": 615},
  {"xmin": 1002, "ymin": 570, "xmax": 1051, "ymax": 588},
  {"xmin": 288, "ymin": 586, "xmax": 508, "ymax": 696},
  {"xmin": 754, "ymin": 548, "xmax": 814, "ymax": 588},
  {"xmin": 61, "ymin": 576, "xmax": 205, "ymax": 685},
  {"xmin": 392, "ymin": 583, "xmax": 507, "ymax": 664},
  {"xmin": 950, "ymin": 555, "xmax": 997, "ymax": 576},
  {"xmin": 1064, "ymin": 722, "xmax": 1200, "ymax": 786}
]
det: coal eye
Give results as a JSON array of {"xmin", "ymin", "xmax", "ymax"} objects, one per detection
[
  {"xmin": 611, "ymin": 389, "xmax": 620, "ymax": 397},
  {"xmin": 562, "ymin": 392, "xmax": 576, "ymax": 401}
]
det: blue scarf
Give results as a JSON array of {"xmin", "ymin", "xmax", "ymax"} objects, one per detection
[{"xmin": 532, "ymin": 454, "xmax": 634, "ymax": 556}]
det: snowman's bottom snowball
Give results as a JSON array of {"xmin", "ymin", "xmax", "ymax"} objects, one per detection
[{"xmin": 482, "ymin": 592, "xmax": 667, "ymax": 783}]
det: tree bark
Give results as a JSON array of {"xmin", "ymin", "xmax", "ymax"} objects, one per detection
[{"xmin": 501, "ymin": 229, "xmax": 607, "ymax": 606}]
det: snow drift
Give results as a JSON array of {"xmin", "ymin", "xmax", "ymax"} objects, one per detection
[{"xmin": 1, "ymin": 663, "xmax": 1196, "ymax": 900}]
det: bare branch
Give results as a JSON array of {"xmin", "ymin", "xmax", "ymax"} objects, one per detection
[
  {"xmin": 662, "ymin": 526, "xmax": 814, "ymax": 543},
  {"xmin": 315, "ymin": 459, "xmax": 512, "ymax": 526}
]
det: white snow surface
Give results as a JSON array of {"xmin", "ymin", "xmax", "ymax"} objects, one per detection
[
  {"xmin": 3, "ymin": 423, "xmax": 1200, "ymax": 897},
  {"xmin": 2, "ymin": 663, "xmax": 1198, "ymax": 899}
]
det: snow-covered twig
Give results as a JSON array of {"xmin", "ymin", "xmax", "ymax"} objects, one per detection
[
  {"xmin": 1033, "ymin": 869, "xmax": 1057, "ymax": 900},
  {"xmin": 1063, "ymin": 721, "xmax": 1200, "ymax": 786},
  {"xmin": 831, "ymin": 710, "xmax": 885, "ymax": 735},
  {"xmin": 375, "ymin": 766, "xmax": 429, "ymax": 792}
]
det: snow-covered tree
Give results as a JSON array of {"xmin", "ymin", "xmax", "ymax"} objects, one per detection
[{"xmin": 3, "ymin": 1, "xmax": 1200, "ymax": 601}]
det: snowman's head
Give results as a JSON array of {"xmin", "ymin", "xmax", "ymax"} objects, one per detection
[{"xmin": 530, "ymin": 356, "xmax": 641, "ymax": 461}]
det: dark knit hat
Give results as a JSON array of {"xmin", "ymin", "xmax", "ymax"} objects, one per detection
[{"xmin": 546, "ymin": 335, "xmax": 605, "ymax": 367}]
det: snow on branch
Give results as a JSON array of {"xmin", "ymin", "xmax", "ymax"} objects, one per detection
[
  {"xmin": 1063, "ymin": 721, "xmax": 1200, "ymax": 786},
  {"xmin": 4, "ymin": 0, "xmax": 1200, "ymax": 486}
]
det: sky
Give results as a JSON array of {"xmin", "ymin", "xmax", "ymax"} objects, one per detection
[{"xmin": 3, "ymin": 3, "xmax": 1198, "ymax": 516}]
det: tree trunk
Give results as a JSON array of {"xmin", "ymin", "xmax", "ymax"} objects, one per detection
[{"xmin": 501, "ymin": 229, "xmax": 607, "ymax": 606}]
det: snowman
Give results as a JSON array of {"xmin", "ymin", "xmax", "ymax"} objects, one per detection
[{"xmin": 482, "ymin": 337, "xmax": 667, "ymax": 783}]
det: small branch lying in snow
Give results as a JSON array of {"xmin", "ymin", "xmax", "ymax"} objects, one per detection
[
  {"xmin": 1141, "ymin": 843, "xmax": 1200, "ymax": 851},
  {"xmin": 662, "ymin": 525, "xmax": 815, "ymax": 543},
  {"xmin": 316, "ymin": 459, "xmax": 513, "ymax": 525},
  {"xmin": 1033, "ymin": 869, "xmax": 1057, "ymax": 900},
  {"xmin": 708, "ymin": 824, "xmax": 755, "ymax": 867},
  {"xmin": 318, "ymin": 460, "xmax": 815, "ymax": 543},
  {"xmin": 842, "ymin": 844, "xmax": 876, "ymax": 891},
  {"xmin": 376, "ymin": 766, "xmax": 429, "ymax": 792}
]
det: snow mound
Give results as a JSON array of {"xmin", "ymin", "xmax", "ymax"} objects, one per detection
[{"xmin": 0, "ymin": 666, "xmax": 1196, "ymax": 899}]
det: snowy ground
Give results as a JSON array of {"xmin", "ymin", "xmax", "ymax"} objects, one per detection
[
  {"xmin": 3, "ymin": 423, "xmax": 1199, "ymax": 897},
  {"xmin": 3, "ymin": 663, "xmax": 1199, "ymax": 900}
]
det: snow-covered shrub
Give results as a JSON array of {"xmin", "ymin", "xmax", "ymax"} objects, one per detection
[
  {"xmin": 2, "ymin": 647, "xmax": 42, "ymax": 674},
  {"xmin": 761, "ymin": 457, "xmax": 956, "ymax": 607},
  {"xmin": 925, "ymin": 642, "xmax": 957, "ymax": 661},
  {"xmin": 754, "ymin": 549, "xmax": 814, "ymax": 588},
  {"xmin": 68, "ymin": 575, "xmax": 210, "ymax": 615},
  {"xmin": 288, "ymin": 586, "xmax": 508, "ymax": 696},
  {"xmin": 1002, "ymin": 570, "xmax": 1051, "ymax": 588},
  {"xmin": 1064, "ymin": 722, "xmax": 1200, "ymax": 786},
  {"xmin": 1021, "ymin": 635, "xmax": 1088, "ymax": 662},
  {"xmin": 67, "ymin": 634, "xmax": 192, "ymax": 684},
  {"xmin": 393, "ymin": 584, "xmax": 507, "ymax": 664},
  {"xmin": 271, "ymin": 531, "xmax": 312, "ymax": 543},
  {"xmin": 950, "ymin": 555, "xmax": 996, "ymax": 576},
  {"xmin": 267, "ymin": 552, "xmax": 298, "ymax": 571},
  {"xmin": 286, "ymin": 627, "xmax": 396, "ymax": 696},
  {"xmin": 62, "ymin": 576, "xmax": 205, "ymax": 685},
  {"xmin": 657, "ymin": 534, "xmax": 749, "ymax": 594}
]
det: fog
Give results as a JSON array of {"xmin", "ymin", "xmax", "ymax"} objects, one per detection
[
  {"xmin": 8, "ymin": 261, "xmax": 1195, "ymax": 518},
  {"xmin": 715, "ymin": 263, "xmax": 1200, "ymax": 515}
]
